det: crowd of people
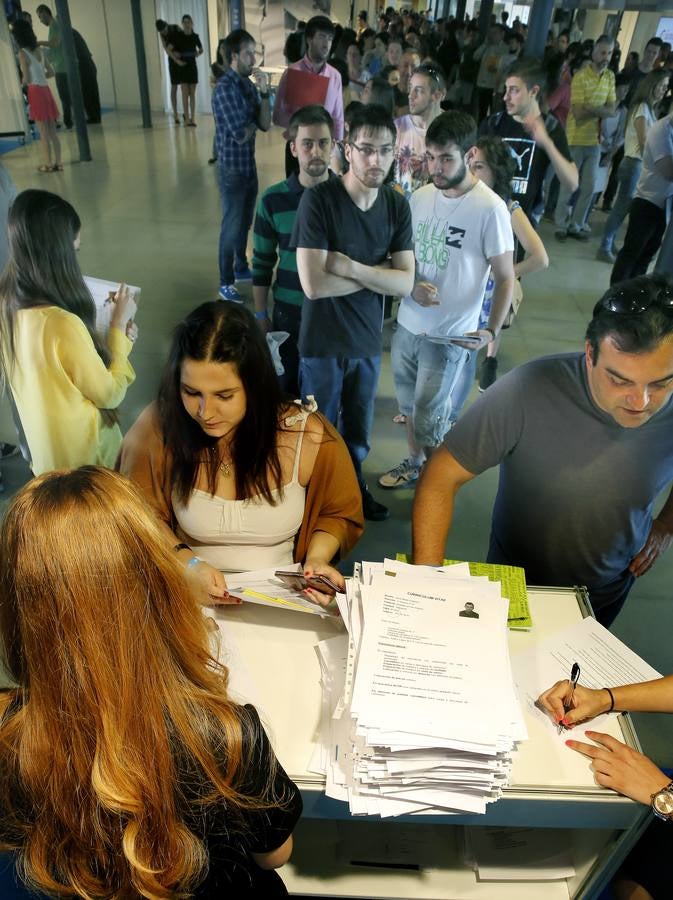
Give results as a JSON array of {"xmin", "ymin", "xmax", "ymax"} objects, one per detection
[{"xmin": 0, "ymin": 6, "xmax": 673, "ymax": 899}]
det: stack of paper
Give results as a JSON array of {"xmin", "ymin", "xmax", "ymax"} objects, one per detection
[{"xmin": 314, "ymin": 560, "xmax": 528, "ymax": 817}]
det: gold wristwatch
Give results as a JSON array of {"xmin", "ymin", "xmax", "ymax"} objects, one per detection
[{"xmin": 651, "ymin": 781, "xmax": 673, "ymax": 821}]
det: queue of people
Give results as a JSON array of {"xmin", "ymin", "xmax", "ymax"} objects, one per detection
[{"xmin": 1, "ymin": 8, "xmax": 673, "ymax": 900}]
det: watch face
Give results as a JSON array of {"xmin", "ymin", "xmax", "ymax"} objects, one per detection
[{"xmin": 654, "ymin": 791, "xmax": 673, "ymax": 817}]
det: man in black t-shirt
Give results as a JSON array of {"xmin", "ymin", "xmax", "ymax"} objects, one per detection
[
  {"xmin": 480, "ymin": 58, "xmax": 578, "ymax": 222},
  {"xmin": 292, "ymin": 105, "xmax": 414, "ymax": 521}
]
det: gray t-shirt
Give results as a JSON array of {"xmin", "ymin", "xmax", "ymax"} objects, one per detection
[{"xmin": 445, "ymin": 352, "xmax": 673, "ymax": 591}]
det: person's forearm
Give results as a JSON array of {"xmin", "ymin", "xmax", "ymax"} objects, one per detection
[
  {"xmin": 301, "ymin": 269, "xmax": 361, "ymax": 299},
  {"xmin": 257, "ymin": 97, "xmax": 271, "ymax": 131},
  {"xmin": 542, "ymin": 137, "xmax": 579, "ymax": 192},
  {"xmin": 611, "ymin": 676, "xmax": 673, "ymax": 714},
  {"xmin": 592, "ymin": 103, "xmax": 616, "ymax": 119},
  {"xmin": 252, "ymin": 284, "xmax": 270, "ymax": 316},
  {"xmin": 304, "ymin": 530, "xmax": 340, "ymax": 565},
  {"xmin": 349, "ymin": 260, "xmax": 414, "ymax": 296},
  {"xmin": 412, "ymin": 452, "xmax": 457, "ymax": 565},
  {"xmin": 486, "ymin": 275, "xmax": 514, "ymax": 335}
]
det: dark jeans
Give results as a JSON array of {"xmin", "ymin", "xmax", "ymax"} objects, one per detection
[
  {"xmin": 272, "ymin": 300, "xmax": 302, "ymax": 397},
  {"xmin": 79, "ymin": 58, "xmax": 101, "ymax": 122},
  {"xmin": 611, "ymin": 197, "xmax": 666, "ymax": 285},
  {"xmin": 602, "ymin": 144, "xmax": 624, "ymax": 207},
  {"xmin": 298, "ymin": 355, "xmax": 381, "ymax": 485},
  {"xmin": 55, "ymin": 71, "xmax": 72, "ymax": 127},
  {"xmin": 217, "ymin": 168, "xmax": 258, "ymax": 286}
]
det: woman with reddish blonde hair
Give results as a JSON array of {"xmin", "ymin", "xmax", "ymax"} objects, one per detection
[{"xmin": 0, "ymin": 467, "xmax": 301, "ymax": 897}]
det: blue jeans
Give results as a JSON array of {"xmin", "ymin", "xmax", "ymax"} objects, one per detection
[
  {"xmin": 601, "ymin": 156, "xmax": 642, "ymax": 252},
  {"xmin": 556, "ymin": 145, "xmax": 600, "ymax": 231},
  {"xmin": 391, "ymin": 324, "xmax": 467, "ymax": 448},
  {"xmin": 217, "ymin": 168, "xmax": 258, "ymax": 285},
  {"xmin": 449, "ymin": 349, "xmax": 477, "ymax": 424},
  {"xmin": 299, "ymin": 355, "xmax": 381, "ymax": 484}
]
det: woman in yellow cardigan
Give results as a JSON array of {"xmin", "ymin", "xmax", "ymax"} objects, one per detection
[
  {"xmin": 119, "ymin": 301, "xmax": 363, "ymax": 607},
  {"xmin": 0, "ymin": 190, "xmax": 136, "ymax": 474}
]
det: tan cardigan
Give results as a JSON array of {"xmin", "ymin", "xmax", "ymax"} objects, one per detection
[{"xmin": 118, "ymin": 404, "xmax": 364, "ymax": 564}]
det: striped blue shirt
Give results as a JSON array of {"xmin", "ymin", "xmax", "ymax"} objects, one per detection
[{"xmin": 212, "ymin": 67, "xmax": 260, "ymax": 176}]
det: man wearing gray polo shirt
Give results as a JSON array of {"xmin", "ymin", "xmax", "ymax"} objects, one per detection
[
  {"xmin": 412, "ymin": 274, "xmax": 673, "ymax": 627},
  {"xmin": 611, "ymin": 113, "xmax": 673, "ymax": 284}
]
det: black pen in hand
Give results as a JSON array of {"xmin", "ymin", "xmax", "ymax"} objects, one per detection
[{"xmin": 557, "ymin": 662, "xmax": 581, "ymax": 734}]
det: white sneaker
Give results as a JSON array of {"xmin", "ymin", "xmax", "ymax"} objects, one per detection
[{"xmin": 378, "ymin": 457, "xmax": 421, "ymax": 489}]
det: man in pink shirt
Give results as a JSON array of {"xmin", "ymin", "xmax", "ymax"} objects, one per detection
[{"xmin": 274, "ymin": 15, "xmax": 344, "ymax": 175}]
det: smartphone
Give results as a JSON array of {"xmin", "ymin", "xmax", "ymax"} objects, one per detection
[{"xmin": 275, "ymin": 570, "xmax": 340, "ymax": 595}]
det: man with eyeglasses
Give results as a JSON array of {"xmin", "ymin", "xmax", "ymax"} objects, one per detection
[
  {"xmin": 292, "ymin": 105, "xmax": 414, "ymax": 521},
  {"xmin": 393, "ymin": 64, "xmax": 446, "ymax": 198},
  {"xmin": 412, "ymin": 274, "xmax": 673, "ymax": 628}
]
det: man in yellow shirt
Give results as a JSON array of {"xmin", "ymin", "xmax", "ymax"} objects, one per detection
[{"xmin": 556, "ymin": 36, "xmax": 616, "ymax": 242}]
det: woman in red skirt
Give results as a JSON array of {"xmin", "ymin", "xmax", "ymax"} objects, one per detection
[{"xmin": 12, "ymin": 19, "xmax": 62, "ymax": 173}]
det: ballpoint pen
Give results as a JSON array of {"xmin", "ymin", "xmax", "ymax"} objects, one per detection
[{"xmin": 558, "ymin": 661, "xmax": 581, "ymax": 734}]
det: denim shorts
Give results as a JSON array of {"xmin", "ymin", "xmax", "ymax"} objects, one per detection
[{"xmin": 392, "ymin": 323, "xmax": 468, "ymax": 448}]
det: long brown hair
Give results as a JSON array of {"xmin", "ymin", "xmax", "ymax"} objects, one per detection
[{"xmin": 0, "ymin": 467, "xmax": 282, "ymax": 897}]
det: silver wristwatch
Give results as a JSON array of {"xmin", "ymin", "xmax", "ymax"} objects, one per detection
[{"xmin": 651, "ymin": 781, "xmax": 673, "ymax": 821}]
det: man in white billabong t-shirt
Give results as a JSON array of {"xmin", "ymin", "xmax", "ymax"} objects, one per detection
[{"xmin": 379, "ymin": 111, "xmax": 514, "ymax": 490}]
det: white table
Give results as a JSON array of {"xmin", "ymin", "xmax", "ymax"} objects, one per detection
[{"xmin": 212, "ymin": 586, "xmax": 650, "ymax": 899}]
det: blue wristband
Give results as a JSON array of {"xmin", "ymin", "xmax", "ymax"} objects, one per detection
[
  {"xmin": 254, "ymin": 310, "xmax": 268, "ymax": 320},
  {"xmin": 186, "ymin": 555, "xmax": 202, "ymax": 569}
]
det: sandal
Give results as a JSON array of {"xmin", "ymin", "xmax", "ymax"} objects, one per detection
[
  {"xmin": 37, "ymin": 164, "xmax": 51, "ymax": 173},
  {"xmin": 392, "ymin": 413, "xmax": 407, "ymax": 425}
]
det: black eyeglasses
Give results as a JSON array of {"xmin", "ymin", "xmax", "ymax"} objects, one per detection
[{"xmin": 599, "ymin": 286, "xmax": 673, "ymax": 314}]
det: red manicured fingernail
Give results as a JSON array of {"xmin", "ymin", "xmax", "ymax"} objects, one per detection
[{"xmin": 565, "ymin": 740, "xmax": 573, "ymax": 746}]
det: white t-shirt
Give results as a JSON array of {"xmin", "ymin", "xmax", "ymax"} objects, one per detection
[
  {"xmin": 624, "ymin": 102, "xmax": 655, "ymax": 160},
  {"xmin": 636, "ymin": 113, "xmax": 673, "ymax": 209},
  {"xmin": 394, "ymin": 114, "xmax": 429, "ymax": 198},
  {"xmin": 397, "ymin": 180, "xmax": 514, "ymax": 337}
]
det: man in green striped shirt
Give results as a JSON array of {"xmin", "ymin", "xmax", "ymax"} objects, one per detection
[{"xmin": 252, "ymin": 105, "xmax": 335, "ymax": 394}]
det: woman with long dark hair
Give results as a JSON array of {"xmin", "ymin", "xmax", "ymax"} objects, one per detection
[
  {"xmin": 0, "ymin": 190, "xmax": 136, "ymax": 474},
  {"xmin": 178, "ymin": 14, "xmax": 203, "ymax": 126},
  {"xmin": 0, "ymin": 467, "xmax": 302, "ymax": 896},
  {"xmin": 450, "ymin": 135, "xmax": 549, "ymax": 412},
  {"xmin": 119, "ymin": 302, "xmax": 363, "ymax": 607},
  {"xmin": 11, "ymin": 18, "xmax": 61, "ymax": 173}
]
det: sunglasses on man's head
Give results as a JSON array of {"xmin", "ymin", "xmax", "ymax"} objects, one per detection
[{"xmin": 599, "ymin": 286, "xmax": 673, "ymax": 314}]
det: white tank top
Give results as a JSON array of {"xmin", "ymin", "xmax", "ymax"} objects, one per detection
[
  {"xmin": 173, "ymin": 411, "xmax": 309, "ymax": 574},
  {"xmin": 22, "ymin": 48, "xmax": 48, "ymax": 87}
]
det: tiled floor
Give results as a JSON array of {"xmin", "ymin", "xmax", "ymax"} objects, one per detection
[{"xmin": 2, "ymin": 111, "xmax": 672, "ymax": 768}]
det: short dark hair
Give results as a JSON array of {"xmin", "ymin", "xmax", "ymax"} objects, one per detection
[
  {"xmin": 375, "ymin": 32, "xmax": 389, "ymax": 46},
  {"xmin": 646, "ymin": 36, "xmax": 663, "ymax": 49},
  {"xmin": 426, "ymin": 110, "xmax": 477, "ymax": 156},
  {"xmin": 586, "ymin": 274, "xmax": 673, "ymax": 362},
  {"xmin": 35, "ymin": 4, "xmax": 51, "ymax": 16},
  {"xmin": 595, "ymin": 34, "xmax": 614, "ymax": 47},
  {"xmin": 305, "ymin": 15, "xmax": 335, "ymax": 40},
  {"xmin": 155, "ymin": 18, "xmax": 167, "ymax": 32},
  {"xmin": 347, "ymin": 103, "xmax": 396, "ymax": 145},
  {"xmin": 363, "ymin": 75, "xmax": 395, "ymax": 117},
  {"xmin": 287, "ymin": 104, "xmax": 334, "ymax": 141},
  {"xmin": 505, "ymin": 58, "xmax": 547, "ymax": 94},
  {"xmin": 412, "ymin": 63, "xmax": 446, "ymax": 93},
  {"xmin": 475, "ymin": 136, "xmax": 516, "ymax": 201},
  {"xmin": 223, "ymin": 29, "xmax": 255, "ymax": 64}
]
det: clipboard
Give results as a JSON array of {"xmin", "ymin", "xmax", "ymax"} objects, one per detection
[{"xmin": 286, "ymin": 67, "xmax": 329, "ymax": 107}]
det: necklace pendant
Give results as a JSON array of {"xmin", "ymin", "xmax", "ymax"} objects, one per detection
[{"xmin": 220, "ymin": 460, "xmax": 231, "ymax": 477}]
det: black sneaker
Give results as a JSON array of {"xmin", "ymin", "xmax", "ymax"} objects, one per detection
[
  {"xmin": 361, "ymin": 484, "xmax": 389, "ymax": 521},
  {"xmin": 479, "ymin": 357, "xmax": 498, "ymax": 392}
]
